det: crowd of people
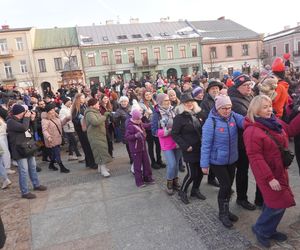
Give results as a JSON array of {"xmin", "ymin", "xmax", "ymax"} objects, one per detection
[{"xmin": 1, "ymin": 56, "xmax": 300, "ymax": 248}]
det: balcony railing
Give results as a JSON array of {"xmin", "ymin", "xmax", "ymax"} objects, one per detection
[
  {"xmin": 293, "ymin": 50, "xmax": 300, "ymax": 57},
  {"xmin": 134, "ymin": 59, "xmax": 158, "ymax": 68},
  {"xmin": 0, "ymin": 49, "xmax": 14, "ymax": 58}
]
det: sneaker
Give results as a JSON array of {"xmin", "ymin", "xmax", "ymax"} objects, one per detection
[
  {"xmin": 68, "ymin": 155, "xmax": 78, "ymax": 161},
  {"xmin": 270, "ymin": 231, "xmax": 288, "ymax": 242},
  {"xmin": 130, "ymin": 164, "xmax": 135, "ymax": 175},
  {"xmin": 100, "ymin": 165, "xmax": 110, "ymax": 177},
  {"xmin": 157, "ymin": 161, "xmax": 166, "ymax": 168},
  {"xmin": 178, "ymin": 190, "xmax": 190, "ymax": 204},
  {"xmin": 138, "ymin": 184, "xmax": 146, "ymax": 188},
  {"xmin": 36, "ymin": 166, "xmax": 42, "ymax": 172},
  {"xmin": 6, "ymin": 169, "xmax": 16, "ymax": 175},
  {"xmin": 151, "ymin": 162, "xmax": 161, "ymax": 169},
  {"xmin": 252, "ymin": 225, "xmax": 271, "ymax": 248},
  {"xmin": 191, "ymin": 190, "xmax": 206, "ymax": 200},
  {"xmin": 145, "ymin": 179, "xmax": 155, "ymax": 185},
  {"xmin": 236, "ymin": 200, "xmax": 256, "ymax": 211},
  {"xmin": 2, "ymin": 179, "xmax": 12, "ymax": 189},
  {"xmin": 78, "ymin": 156, "xmax": 85, "ymax": 163},
  {"xmin": 34, "ymin": 185, "xmax": 47, "ymax": 191},
  {"xmin": 22, "ymin": 192, "xmax": 36, "ymax": 199}
]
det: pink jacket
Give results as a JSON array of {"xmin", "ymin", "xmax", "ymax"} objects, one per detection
[
  {"xmin": 42, "ymin": 112, "xmax": 65, "ymax": 148},
  {"xmin": 157, "ymin": 128, "xmax": 177, "ymax": 150}
]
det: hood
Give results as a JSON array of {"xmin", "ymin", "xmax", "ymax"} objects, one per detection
[
  {"xmin": 175, "ymin": 103, "xmax": 201, "ymax": 115},
  {"xmin": 278, "ymin": 80, "xmax": 289, "ymax": 90},
  {"xmin": 84, "ymin": 107, "xmax": 99, "ymax": 116}
]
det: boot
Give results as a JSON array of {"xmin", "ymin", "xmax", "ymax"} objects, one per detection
[
  {"xmin": 172, "ymin": 177, "xmax": 181, "ymax": 191},
  {"xmin": 100, "ymin": 165, "xmax": 110, "ymax": 177},
  {"xmin": 178, "ymin": 190, "xmax": 189, "ymax": 204},
  {"xmin": 228, "ymin": 211, "xmax": 239, "ymax": 222},
  {"xmin": 48, "ymin": 161, "xmax": 58, "ymax": 171},
  {"xmin": 58, "ymin": 162, "xmax": 70, "ymax": 173},
  {"xmin": 191, "ymin": 189, "xmax": 206, "ymax": 200},
  {"xmin": 166, "ymin": 180, "xmax": 174, "ymax": 195},
  {"xmin": 218, "ymin": 199, "xmax": 233, "ymax": 228}
]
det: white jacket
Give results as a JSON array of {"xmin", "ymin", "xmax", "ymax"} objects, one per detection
[{"xmin": 59, "ymin": 104, "xmax": 75, "ymax": 133}]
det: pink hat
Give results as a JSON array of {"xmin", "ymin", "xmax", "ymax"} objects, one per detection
[
  {"xmin": 215, "ymin": 95, "xmax": 232, "ymax": 110},
  {"xmin": 131, "ymin": 109, "xmax": 142, "ymax": 121},
  {"xmin": 156, "ymin": 93, "xmax": 168, "ymax": 106}
]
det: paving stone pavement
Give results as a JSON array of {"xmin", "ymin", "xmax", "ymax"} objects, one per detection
[{"xmin": 0, "ymin": 142, "xmax": 300, "ymax": 250}]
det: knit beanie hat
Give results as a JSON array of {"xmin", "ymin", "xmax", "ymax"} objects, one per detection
[
  {"xmin": 87, "ymin": 98, "xmax": 98, "ymax": 107},
  {"xmin": 12, "ymin": 104, "xmax": 25, "ymax": 115},
  {"xmin": 156, "ymin": 93, "xmax": 168, "ymax": 106},
  {"xmin": 45, "ymin": 102, "xmax": 56, "ymax": 113},
  {"xmin": 192, "ymin": 86, "xmax": 204, "ymax": 98},
  {"xmin": 118, "ymin": 96, "xmax": 129, "ymax": 104},
  {"xmin": 131, "ymin": 109, "xmax": 142, "ymax": 121},
  {"xmin": 272, "ymin": 57, "xmax": 285, "ymax": 72},
  {"xmin": 215, "ymin": 95, "xmax": 232, "ymax": 110},
  {"xmin": 233, "ymin": 74, "xmax": 251, "ymax": 88}
]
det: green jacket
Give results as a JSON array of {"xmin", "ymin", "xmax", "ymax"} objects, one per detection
[{"xmin": 84, "ymin": 107, "xmax": 112, "ymax": 165}]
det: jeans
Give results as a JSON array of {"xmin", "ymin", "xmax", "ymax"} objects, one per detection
[
  {"xmin": 163, "ymin": 148, "xmax": 181, "ymax": 180},
  {"xmin": 0, "ymin": 156, "xmax": 8, "ymax": 180},
  {"xmin": 254, "ymin": 204, "xmax": 286, "ymax": 238},
  {"xmin": 16, "ymin": 156, "xmax": 40, "ymax": 195},
  {"xmin": 65, "ymin": 132, "xmax": 81, "ymax": 156},
  {"xmin": 0, "ymin": 135, "xmax": 11, "ymax": 169},
  {"xmin": 49, "ymin": 145, "xmax": 62, "ymax": 163}
]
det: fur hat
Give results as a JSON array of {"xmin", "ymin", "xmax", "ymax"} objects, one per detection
[
  {"xmin": 12, "ymin": 104, "xmax": 25, "ymax": 115},
  {"xmin": 233, "ymin": 74, "xmax": 251, "ymax": 88},
  {"xmin": 215, "ymin": 95, "xmax": 232, "ymax": 110}
]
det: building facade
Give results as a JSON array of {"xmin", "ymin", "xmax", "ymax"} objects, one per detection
[
  {"xmin": 263, "ymin": 24, "xmax": 300, "ymax": 68},
  {"xmin": 0, "ymin": 25, "xmax": 36, "ymax": 89},
  {"xmin": 76, "ymin": 21, "xmax": 202, "ymax": 85}
]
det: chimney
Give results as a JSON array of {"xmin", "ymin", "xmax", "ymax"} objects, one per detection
[
  {"xmin": 106, "ymin": 20, "xmax": 114, "ymax": 25},
  {"xmin": 130, "ymin": 18, "xmax": 139, "ymax": 24},
  {"xmin": 1, "ymin": 25, "xmax": 9, "ymax": 30},
  {"xmin": 218, "ymin": 16, "xmax": 225, "ymax": 20},
  {"xmin": 160, "ymin": 17, "xmax": 170, "ymax": 22},
  {"xmin": 284, "ymin": 25, "xmax": 290, "ymax": 30}
]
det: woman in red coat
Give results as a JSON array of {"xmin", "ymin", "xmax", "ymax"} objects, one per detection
[{"xmin": 243, "ymin": 95, "xmax": 295, "ymax": 248}]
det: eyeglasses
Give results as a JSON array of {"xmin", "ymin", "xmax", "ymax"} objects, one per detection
[
  {"xmin": 163, "ymin": 99, "xmax": 170, "ymax": 102},
  {"xmin": 220, "ymin": 107, "xmax": 232, "ymax": 111}
]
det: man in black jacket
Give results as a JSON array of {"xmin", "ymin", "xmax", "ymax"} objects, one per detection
[
  {"xmin": 228, "ymin": 74, "xmax": 258, "ymax": 210},
  {"xmin": 7, "ymin": 104, "xmax": 47, "ymax": 199}
]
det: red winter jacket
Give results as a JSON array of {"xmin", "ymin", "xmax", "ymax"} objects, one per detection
[{"xmin": 243, "ymin": 118, "xmax": 295, "ymax": 209}]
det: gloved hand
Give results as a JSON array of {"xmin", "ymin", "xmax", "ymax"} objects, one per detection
[{"xmin": 135, "ymin": 132, "xmax": 144, "ymax": 139}]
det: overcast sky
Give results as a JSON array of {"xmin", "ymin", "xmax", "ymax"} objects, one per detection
[{"xmin": 1, "ymin": 0, "xmax": 300, "ymax": 35}]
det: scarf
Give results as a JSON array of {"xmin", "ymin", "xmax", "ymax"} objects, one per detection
[
  {"xmin": 254, "ymin": 114, "xmax": 282, "ymax": 133},
  {"xmin": 158, "ymin": 106, "xmax": 175, "ymax": 129}
]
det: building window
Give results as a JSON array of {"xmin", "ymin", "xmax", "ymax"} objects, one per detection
[
  {"xmin": 141, "ymin": 49, "xmax": 148, "ymax": 65},
  {"xmin": 4, "ymin": 62, "xmax": 13, "ymax": 78},
  {"xmin": 101, "ymin": 52, "xmax": 109, "ymax": 65},
  {"xmin": 242, "ymin": 44, "xmax": 249, "ymax": 56},
  {"xmin": 226, "ymin": 46, "xmax": 233, "ymax": 57},
  {"xmin": 20, "ymin": 60, "xmax": 28, "ymax": 73},
  {"xmin": 117, "ymin": 35, "xmax": 128, "ymax": 40},
  {"xmin": 38, "ymin": 59, "xmax": 47, "ymax": 72},
  {"xmin": 87, "ymin": 53, "xmax": 96, "ymax": 67},
  {"xmin": 167, "ymin": 47, "xmax": 173, "ymax": 60},
  {"xmin": 154, "ymin": 47, "xmax": 160, "ymax": 60},
  {"xmin": 272, "ymin": 46, "xmax": 277, "ymax": 57},
  {"xmin": 179, "ymin": 46, "xmax": 186, "ymax": 58},
  {"xmin": 132, "ymin": 34, "xmax": 142, "ymax": 39},
  {"xmin": 70, "ymin": 56, "xmax": 78, "ymax": 67},
  {"xmin": 285, "ymin": 43, "xmax": 290, "ymax": 53},
  {"xmin": 54, "ymin": 57, "xmax": 63, "ymax": 71},
  {"xmin": 127, "ymin": 50, "xmax": 135, "ymax": 63},
  {"xmin": 16, "ymin": 37, "xmax": 24, "ymax": 51},
  {"xmin": 115, "ymin": 51, "xmax": 122, "ymax": 64},
  {"xmin": 0, "ymin": 39, "xmax": 8, "ymax": 54},
  {"xmin": 298, "ymin": 41, "xmax": 300, "ymax": 53},
  {"xmin": 191, "ymin": 45, "xmax": 198, "ymax": 57},
  {"xmin": 210, "ymin": 47, "xmax": 217, "ymax": 59},
  {"xmin": 145, "ymin": 33, "xmax": 152, "ymax": 38}
]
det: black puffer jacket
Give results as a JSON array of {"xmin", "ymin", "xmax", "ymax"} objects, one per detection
[
  {"xmin": 172, "ymin": 104, "xmax": 204, "ymax": 163},
  {"xmin": 7, "ymin": 116, "xmax": 31, "ymax": 160},
  {"xmin": 200, "ymin": 93, "xmax": 215, "ymax": 121}
]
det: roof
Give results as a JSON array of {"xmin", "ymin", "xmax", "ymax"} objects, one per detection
[
  {"xmin": 0, "ymin": 27, "xmax": 32, "ymax": 33},
  {"xmin": 76, "ymin": 21, "xmax": 201, "ymax": 46},
  {"xmin": 190, "ymin": 19, "xmax": 260, "ymax": 43},
  {"xmin": 34, "ymin": 27, "xmax": 79, "ymax": 50},
  {"xmin": 264, "ymin": 25, "xmax": 300, "ymax": 42}
]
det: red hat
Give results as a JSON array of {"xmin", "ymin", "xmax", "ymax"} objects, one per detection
[{"xmin": 272, "ymin": 57, "xmax": 285, "ymax": 72}]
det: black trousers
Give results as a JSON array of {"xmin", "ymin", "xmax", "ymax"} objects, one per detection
[
  {"xmin": 65, "ymin": 132, "xmax": 81, "ymax": 156},
  {"xmin": 146, "ymin": 132, "xmax": 162, "ymax": 164},
  {"xmin": 295, "ymin": 135, "xmax": 300, "ymax": 174},
  {"xmin": 181, "ymin": 161, "xmax": 203, "ymax": 192},
  {"xmin": 75, "ymin": 127, "xmax": 96, "ymax": 168},
  {"xmin": 106, "ymin": 125, "xmax": 114, "ymax": 157},
  {"xmin": 235, "ymin": 147, "xmax": 249, "ymax": 201},
  {"xmin": 211, "ymin": 163, "xmax": 236, "ymax": 200}
]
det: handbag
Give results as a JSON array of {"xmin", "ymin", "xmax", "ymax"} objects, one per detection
[
  {"xmin": 16, "ymin": 138, "xmax": 40, "ymax": 158},
  {"xmin": 265, "ymin": 131, "xmax": 294, "ymax": 168}
]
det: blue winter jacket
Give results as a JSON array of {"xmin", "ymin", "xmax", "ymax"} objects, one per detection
[{"xmin": 200, "ymin": 108, "xmax": 244, "ymax": 168}]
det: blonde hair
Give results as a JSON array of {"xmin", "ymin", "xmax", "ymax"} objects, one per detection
[
  {"xmin": 247, "ymin": 95, "xmax": 272, "ymax": 122},
  {"xmin": 71, "ymin": 93, "xmax": 84, "ymax": 118}
]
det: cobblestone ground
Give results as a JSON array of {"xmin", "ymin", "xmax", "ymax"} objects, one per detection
[{"xmin": 0, "ymin": 142, "xmax": 300, "ymax": 250}]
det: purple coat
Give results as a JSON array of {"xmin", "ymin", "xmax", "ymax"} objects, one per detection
[{"xmin": 125, "ymin": 119, "xmax": 150, "ymax": 153}]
